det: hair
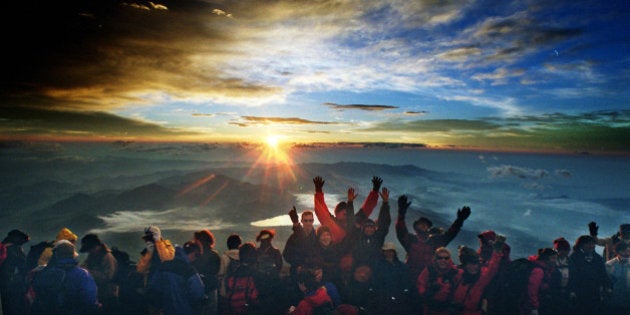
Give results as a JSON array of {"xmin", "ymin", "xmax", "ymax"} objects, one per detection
[
  {"xmin": 316, "ymin": 226, "xmax": 332, "ymax": 239},
  {"xmin": 573, "ymin": 235, "xmax": 595, "ymax": 251},
  {"xmin": 334, "ymin": 201, "xmax": 347, "ymax": 214},
  {"xmin": 183, "ymin": 241, "xmax": 201, "ymax": 257},
  {"xmin": 537, "ymin": 248, "xmax": 557, "ymax": 261},
  {"xmin": 553, "ymin": 237, "xmax": 571, "ymax": 251},
  {"xmin": 194, "ymin": 229, "xmax": 215, "ymax": 248},
  {"xmin": 301, "ymin": 210, "xmax": 314, "ymax": 220},
  {"xmin": 434, "ymin": 247, "xmax": 451, "ymax": 258},
  {"xmin": 614, "ymin": 242, "xmax": 629, "ymax": 255},
  {"xmin": 239, "ymin": 242, "xmax": 258, "ymax": 265},
  {"xmin": 414, "ymin": 217, "xmax": 433, "ymax": 229},
  {"xmin": 226, "ymin": 234, "xmax": 242, "ymax": 250}
]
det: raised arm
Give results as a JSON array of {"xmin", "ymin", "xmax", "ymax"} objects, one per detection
[
  {"xmin": 436, "ymin": 206, "xmax": 471, "ymax": 247},
  {"xmin": 395, "ymin": 195, "xmax": 413, "ymax": 250},
  {"xmin": 313, "ymin": 176, "xmax": 346, "ymax": 243}
]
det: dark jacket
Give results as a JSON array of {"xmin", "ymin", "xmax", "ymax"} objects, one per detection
[
  {"xmin": 567, "ymin": 249, "xmax": 611, "ymax": 315},
  {"xmin": 348, "ymin": 201, "xmax": 391, "ymax": 269}
]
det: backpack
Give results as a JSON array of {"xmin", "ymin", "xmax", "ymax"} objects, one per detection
[
  {"xmin": 226, "ymin": 256, "xmax": 241, "ymax": 277},
  {"xmin": 31, "ymin": 266, "xmax": 68, "ymax": 313},
  {"xmin": 224, "ymin": 271, "xmax": 259, "ymax": 315},
  {"xmin": 26, "ymin": 241, "xmax": 54, "ymax": 271},
  {"xmin": 494, "ymin": 258, "xmax": 542, "ymax": 313}
]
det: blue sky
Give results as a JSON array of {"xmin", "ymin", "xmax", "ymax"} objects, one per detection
[{"xmin": 0, "ymin": 0, "xmax": 628, "ymax": 153}]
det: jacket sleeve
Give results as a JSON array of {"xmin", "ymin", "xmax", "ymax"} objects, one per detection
[
  {"xmin": 435, "ymin": 215, "xmax": 465, "ymax": 247},
  {"xmin": 156, "ymin": 239, "xmax": 175, "ymax": 262},
  {"xmin": 417, "ymin": 267, "xmax": 430, "ymax": 297},
  {"xmin": 359, "ymin": 190, "xmax": 379, "ymax": 218},
  {"xmin": 314, "ymin": 192, "xmax": 346, "ymax": 243},
  {"xmin": 78, "ymin": 268, "xmax": 100, "ymax": 312},
  {"xmin": 396, "ymin": 217, "xmax": 412, "ymax": 251},
  {"xmin": 527, "ymin": 267, "xmax": 545, "ymax": 310},
  {"xmin": 376, "ymin": 201, "xmax": 391, "ymax": 242}
]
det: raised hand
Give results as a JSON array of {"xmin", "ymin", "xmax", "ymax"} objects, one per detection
[
  {"xmin": 313, "ymin": 176, "xmax": 325, "ymax": 192},
  {"xmin": 457, "ymin": 206, "xmax": 471, "ymax": 221},
  {"xmin": 372, "ymin": 176, "xmax": 383, "ymax": 192},
  {"xmin": 379, "ymin": 187, "xmax": 389, "ymax": 202},
  {"xmin": 347, "ymin": 187, "xmax": 358, "ymax": 202},
  {"xmin": 494, "ymin": 234, "xmax": 507, "ymax": 251},
  {"xmin": 588, "ymin": 221, "xmax": 599, "ymax": 237},
  {"xmin": 289, "ymin": 206, "xmax": 299, "ymax": 224},
  {"xmin": 397, "ymin": 195, "xmax": 411, "ymax": 217}
]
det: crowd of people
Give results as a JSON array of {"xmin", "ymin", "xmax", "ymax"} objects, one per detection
[{"xmin": 0, "ymin": 176, "xmax": 628, "ymax": 315}]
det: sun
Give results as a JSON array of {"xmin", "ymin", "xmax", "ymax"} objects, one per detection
[{"xmin": 266, "ymin": 135, "xmax": 280, "ymax": 149}]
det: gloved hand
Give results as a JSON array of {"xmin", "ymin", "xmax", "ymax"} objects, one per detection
[
  {"xmin": 289, "ymin": 206, "xmax": 299, "ymax": 224},
  {"xmin": 372, "ymin": 176, "xmax": 383, "ymax": 192},
  {"xmin": 313, "ymin": 176, "xmax": 325, "ymax": 192},
  {"xmin": 398, "ymin": 195, "xmax": 411, "ymax": 217},
  {"xmin": 457, "ymin": 206, "xmax": 471, "ymax": 221},
  {"xmin": 588, "ymin": 221, "xmax": 598, "ymax": 237}
]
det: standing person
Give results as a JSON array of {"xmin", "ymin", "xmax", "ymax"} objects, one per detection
[
  {"xmin": 287, "ymin": 267, "xmax": 337, "ymax": 315},
  {"xmin": 222, "ymin": 243, "xmax": 260, "ymax": 315},
  {"xmin": 395, "ymin": 195, "xmax": 471, "ymax": 281},
  {"xmin": 193, "ymin": 229, "xmax": 222, "ymax": 315},
  {"xmin": 567, "ymin": 235, "xmax": 612, "ymax": 315},
  {"xmin": 589, "ymin": 222, "xmax": 630, "ymax": 261},
  {"xmin": 37, "ymin": 227, "xmax": 78, "ymax": 267},
  {"xmin": 347, "ymin": 187, "xmax": 391, "ymax": 270},
  {"xmin": 283, "ymin": 208, "xmax": 318, "ymax": 278},
  {"xmin": 0, "ymin": 229, "xmax": 30, "ymax": 315},
  {"xmin": 416, "ymin": 247, "xmax": 459, "ymax": 315},
  {"xmin": 218, "ymin": 233, "xmax": 242, "ymax": 295},
  {"xmin": 605, "ymin": 242, "xmax": 630, "ymax": 315},
  {"xmin": 312, "ymin": 176, "xmax": 382, "ymax": 244},
  {"xmin": 79, "ymin": 233, "xmax": 119, "ymax": 314},
  {"xmin": 255, "ymin": 229, "xmax": 284, "ymax": 314},
  {"xmin": 136, "ymin": 225, "xmax": 175, "ymax": 314},
  {"xmin": 372, "ymin": 242, "xmax": 413, "ymax": 315},
  {"xmin": 31, "ymin": 240, "xmax": 99, "ymax": 315},
  {"xmin": 550, "ymin": 237, "xmax": 572, "ymax": 315}
]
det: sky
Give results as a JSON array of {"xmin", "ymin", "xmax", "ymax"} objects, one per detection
[{"xmin": 1, "ymin": 0, "xmax": 629, "ymax": 153}]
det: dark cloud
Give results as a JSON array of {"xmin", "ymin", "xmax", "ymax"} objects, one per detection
[
  {"xmin": 366, "ymin": 119, "xmax": 501, "ymax": 132},
  {"xmin": 405, "ymin": 111, "xmax": 429, "ymax": 116},
  {"xmin": 234, "ymin": 116, "xmax": 338, "ymax": 127},
  {"xmin": 323, "ymin": 102, "xmax": 398, "ymax": 111},
  {"xmin": 192, "ymin": 113, "xmax": 216, "ymax": 117}
]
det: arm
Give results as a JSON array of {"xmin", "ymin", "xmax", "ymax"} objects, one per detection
[
  {"xmin": 395, "ymin": 195, "xmax": 412, "ymax": 251},
  {"xmin": 357, "ymin": 176, "xmax": 382, "ymax": 218},
  {"xmin": 313, "ymin": 177, "xmax": 346, "ymax": 243},
  {"xmin": 527, "ymin": 267, "xmax": 545, "ymax": 311},
  {"xmin": 376, "ymin": 188, "xmax": 391, "ymax": 241},
  {"xmin": 416, "ymin": 267, "xmax": 430, "ymax": 297},
  {"xmin": 437, "ymin": 206, "xmax": 471, "ymax": 247}
]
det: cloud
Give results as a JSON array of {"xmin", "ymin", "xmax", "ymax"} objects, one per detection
[
  {"xmin": 233, "ymin": 116, "xmax": 339, "ymax": 127},
  {"xmin": 192, "ymin": 113, "xmax": 216, "ymax": 117},
  {"xmin": 366, "ymin": 119, "xmax": 502, "ymax": 133},
  {"xmin": 323, "ymin": 102, "xmax": 399, "ymax": 111},
  {"xmin": 404, "ymin": 111, "xmax": 428, "ymax": 116},
  {"xmin": 487, "ymin": 165, "xmax": 549, "ymax": 180}
]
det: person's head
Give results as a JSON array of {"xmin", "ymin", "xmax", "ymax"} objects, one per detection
[
  {"xmin": 573, "ymin": 235, "xmax": 596, "ymax": 253},
  {"xmin": 226, "ymin": 233, "xmax": 242, "ymax": 250},
  {"xmin": 458, "ymin": 245, "xmax": 481, "ymax": 274},
  {"xmin": 296, "ymin": 267, "xmax": 320, "ymax": 293},
  {"xmin": 256, "ymin": 229, "xmax": 275, "ymax": 244},
  {"xmin": 614, "ymin": 242, "xmax": 630, "ymax": 259},
  {"xmin": 434, "ymin": 247, "xmax": 453, "ymax": 270},
  {"xmin": 183, "ymin": 241, "xmax": 201, "ymax": 262},
  {"xmin": 353, "ymin": 264, "xmax": 372, "ymax": 283},
  {"xmin": 239, "ymin": 242, "xmax": 257, "ymax": 265},
  {"xmin": 413, "ymin": 217, "xmax": 432, "ymax": 233},
  {"xmin": 79, "ymin": 233, "xmax": 104, "ymax": 254},
  {"xmin": 362, "ymin": 219, "xmax": 377, "ymax": 236},
  {"xmin": 334, "ymin": 202, "xmax": 348, "ymax": 222},
  {"xmin": 537, "ymin": 248, "xmax": 558, "ymax": 265},
  {"xmin": 53, "ymin": 240, "xmax": 78, "ymax": 260},
  {"xmin": 194, "ymin": 229, "xmax": 215, "ymax": 249},
  {"xmin": 2, "ymin": 229, "xmax": 30, "ymax": 245},
  {"xmin": 478, "ymin": 230, "xmax": 497, "ymax": 246},
  {"xmin": 553, "ymin": 237, "xmax": 571, "ymax": 258},
  {"xmin": 301, "ymin": 211, "xmax": 315, "ymax": 232},
  {"xmin": 619, "ymin": 224, "xmax": 630, "ymax": 239},
  {"xmin": 382, "ymin": 242, "xmax": 397, "ymax": 261},
  {"xmin": 317, "ymin": 226, "xmax": 332, "ymax": 247},
  {"xmin": 55, "ymin": 227, "xmax": 77, "ymax": 244}
]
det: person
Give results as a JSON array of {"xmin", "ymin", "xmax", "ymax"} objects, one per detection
[
  {"xmin": 477, "ymin": 230, "xmax": 511, "ymax": 267},
  {"xmin": 79, "ymin": 233, "xmax": 119, "ymax": 314},
  {"xmin": 193, "ymin": 229, "xmax": 222, "ymax": 315},
  {"xmin": 550, "ymin": 237, "xmax": 572, "ymax": 315},
  {"xmin": 31, "ymin": 240, "xmax": 99, "ymax": 315},
  {"xmin": 451, "ymin": 237, "xmax": 505, "ymax": 315},
  {"xmin": 347, "ymin": 187, "xmax": 391, "ymax": 270},
  {"xmin": 110, "ymin": 246, "xmax": 147, "ymax": 315},
  {"xmin": 136, "ymin": 225, "xmax": 175, "ymax": 314},
  {"xmin": 567, "ymin": 235, "xmax": 612, "ymax": 315},
  {"xmin": 37, "ymin": 227, "xmax": 78, "ymax": 267},
  {"xmin": 222, "ymin": 242, "xmax": 260, "ymax": 315},
  {"xmin": 524, "ymin": 248, "xmax": 557, "ymax": 315},
  {"xmin": 255, "ymin": 229, "xmax": 284, "ymax": 314},
  {"xmin": 589, "ymin": 222, "xmax": 630, "ymax": 261},
  {"xmin": 283, "ymin": 209, "xmax": 318, "ymax": 278},
  {"xmin": 416, "ymin": 247, "xmax": 459, "ymax": 315},
  {"xmin": 372, "ymin": 242, "xmax": 413, "ymax": 315},
  {"xmin": 312, "ymin": 176, "xmax": 382, "ymax": 244},
  {"xmin": 146, "ymin": 245, "xmax": 206, "ymax": 315},
  {"xmin": 395, "ymin": 195, "xmax": 471, "ymax": 281},
  {"xmin": 605, "ymin": 242, "xmax": 630, "ymax": 315},
  {"xmin": 0, "ymin": 229, "xmax": 30, "ymax": 315},
  {"xmin": 287, "ymin": 267, "xmax": 337, "ymax": 315},
  {"xmin": 311, "ymin": 225, "xmax": 347, "ymax": 285},
  {"xmin": 218, "ymin": 233, "xmax": 241, "ymax": 310}
]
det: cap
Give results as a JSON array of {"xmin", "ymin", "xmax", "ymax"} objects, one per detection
[
  {"xmin": 478, "ymin": 230, "xmax": 497, "ymax": 242},
  {"xmin": 458, "ymin": 245, "xmax": 480, "ymax": 265},
  {"xmin": 256, "ymin": 229, "xmax": 275, "ymax": 242},
  {"xmin": 2, "ymin": 229, "xmax": 30, "ymax": 245},
  {"xmin": 54, "ymin": 240, "xmax": 78, "ymax": 259},
  {"xmin": 79, "ymin": 234, "xmax": 103, "ymax": 253},
  {"xmin": 56, "ymin": 227, "xmax": 78, "ymax": 242}
]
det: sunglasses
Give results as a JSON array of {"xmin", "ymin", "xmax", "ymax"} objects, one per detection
[{"xmin": 436, "ymin": 256, "xmax": 451, "ymax": 260}]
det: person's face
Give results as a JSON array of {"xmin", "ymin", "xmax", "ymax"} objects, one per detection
[
  {"xmin": 581, "ymin": 241, "xmax": 596, "ymax": 253},
  {"xmin": 363, "ymin": 225, "xmax": 377, "ymax": 236},
  {"xmin": 302, "ymin": 214, "xmax": 314, "ymax": 230},
  {"xmin": 556, "ymin": 248, "xmax": 569, "ymax": 258},
  {"xmin": 435, "ymin": 252, "xmax": 452, "ymax": 270},
  {"xmin": 383, "ymin": 249, "xmax": 396, "ymax": 261},
  {"xmin": 314, "ymin": 268, "xmax": 323, "ymax": 283},
  {"xmin": 319, "ymin": 231, "xmax": 332, "ymax": 246},
  {"xmin": 414, "ymin": 222, "xmax": 430, "ymax": 233},
  {"xmin": 464, "ymin": 261, "xmax": 480, "ymax": 275},
  {"xmin": 336, "ymin": 210, "xmax": 347, "ymax": 221}
]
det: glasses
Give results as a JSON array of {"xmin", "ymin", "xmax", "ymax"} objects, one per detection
[
  {"xmin": 302, "ymin": 219, "xmax": 314, "ymax": 223},
  {"xmin": 436, "ymin": 256, "xmax": 451, "ymax": 260}
]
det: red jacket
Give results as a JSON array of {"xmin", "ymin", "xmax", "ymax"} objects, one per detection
[
  {"xmin": 417, "ymin": 264, "xmax": 459, "ymax": 315},
  {"xmin": 291, "ymin": 286, "xmax": 333, "ymax": 315},
  {"xmin": 314, "ymin": 190, "xmax": 378, "ymax": 244},
  {"xmin": 452, "ymin": 252, "xmax": 503, "ymax": 315}
]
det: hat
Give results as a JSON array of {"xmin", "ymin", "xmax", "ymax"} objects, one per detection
[
  {"xmin": 54, "ymin": 240, "xmax": 78, "ymax": 259},
  {"xmin": 620, "ymin": 224, "xmax": 630, "ymax": 233},
  {"xmin": 2, "ymin": 229, "xmax": 30, "ymax": 245},
  {"xmin": 79, "ymin": 234, "xmax": 103, "ymax": 253},
  {"xmin": 537, "ymin": 248, "xmax": 557, "ymax": 261},
  {"xmin": 414, "ymin": 217, "xmax": 433, "ymax": 228},
  {"xmin": 478, "ymin": 230, "xmax": 497, "ymax": 242},
  {"xmin": 382, "ymin": 242, "xmax": 397, "ymax": 251},
  {"xmin": 142, "ymin": 226, "xmax": 161, "ymax": 241},
  {"xmin": 56, "ymin": 227, "xmax": 78, "ymax": 242},
  {"xmin": 458, "ymin": 245, "xmax": 480, "ymax": 265},
  {"xmin": 362, "ymin": 219, "xmax": 376, "ymax": 227},
  {"xmin": 553, "ymin": 237, "xmax": 570, "ymax": 251},
  {"xmin": 256, "ymin": 229, "xmax": 275, "ymax": 242}
]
